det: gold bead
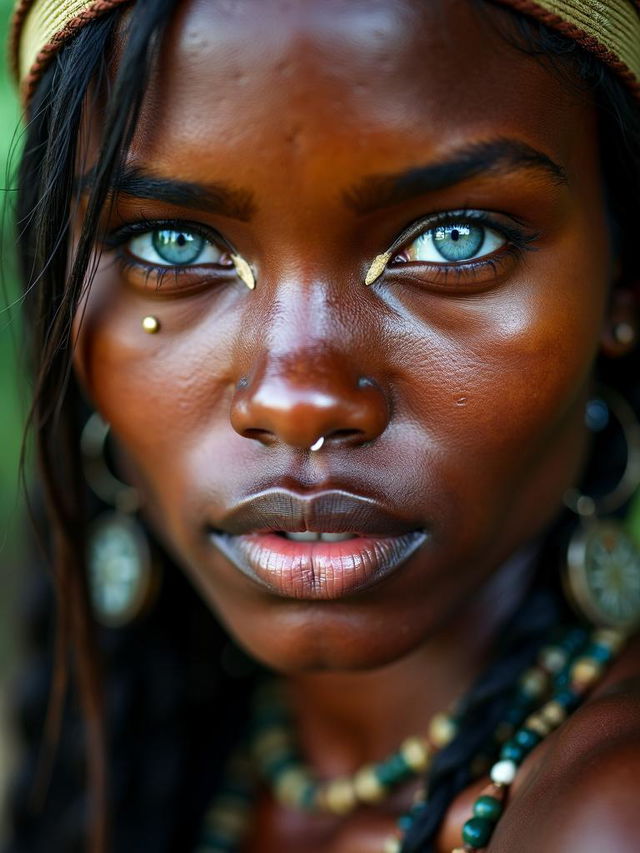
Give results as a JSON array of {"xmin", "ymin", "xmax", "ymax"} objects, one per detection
[
  {"xmin": 429, "ymin": 712, "xmax": 457, "ymax": 748},
  {"xmin": 273, "ymin": 767, "xmax": 313, "ymax": 807},
  {"xmin": 353, "ymin": 765, "xmax": 385, "ymax": 803},
  {"xmin": 400, "ymin": 736, "xmax": 431, "ymax": 772},
  {"xmin": 570, "ymin": 657, "xmax": 603, "ymax": 689},
  {"xmin": 142, "ymin": 315, "xmax": 160, "ymax": 334},
  {"xmin": 206, "ymin": 806, "xmax": 247, "ymax": 836},
  {"xmin": 592, "ymin": 629, "xmax": 625, "ymax": 653},
  {"xmin": 519, "ymin": 668, "xmax": 549, "ymax": 698},
  {"xmin": 524, "ymin": 714, "xmax": 551, "ymax": 737},
  {"xmin": 540, "ymin": 701, "xmax": 567, "ymax": 728},
  {"xmin": 321, "ymin": 777, "xmax": 357, "ymax": 815},
  {"xmin": 383, "ymin": 836, "xmax": 402, "ymax": 853},
  {"xmin": 252, "ymin": 727, "xmax": 291, "ymax": 760}
]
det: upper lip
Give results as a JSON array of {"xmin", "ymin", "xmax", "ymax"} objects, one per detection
[{"xmin": 212, "ymin": 488, "xmax": 421, "ymax": 536}]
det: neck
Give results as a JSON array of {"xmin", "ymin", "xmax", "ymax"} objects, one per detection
[{"xmin": 284, "ymin": 543, "xmax": 539, "ymax": 776}]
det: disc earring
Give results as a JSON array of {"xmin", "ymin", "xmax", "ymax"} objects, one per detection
[
  {"xmin": 563, "ymin": 388, "xmax": 640, "ymax": 631},
  {"xmin": 81, "ymin": 413, "xmax": 160, "ymax": 627}
]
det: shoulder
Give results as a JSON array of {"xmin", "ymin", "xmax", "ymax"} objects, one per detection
[{"xmin": 492, "ymin": 640, "xmax": 640, "ymax": 853}]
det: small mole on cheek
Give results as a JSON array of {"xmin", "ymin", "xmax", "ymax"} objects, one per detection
[{"xmin": 455, "ymin": 397, "xmax": 468, "ymax": 407}]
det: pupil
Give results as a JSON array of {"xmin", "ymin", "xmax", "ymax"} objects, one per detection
[
  {"xmin": 177, "ymin": 233, "xmax": 187, "ymax": 246},
  {"xmin": 451, "ymin": 229, "xmax": 460, "ymax": 242}
]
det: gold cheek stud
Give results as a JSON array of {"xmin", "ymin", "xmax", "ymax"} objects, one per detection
[
  {"xmin": 231, "ymin": 254, "xmax": 256, "ymax": 290},
  {"xmin": 364, "ymin": 250, "xmax": 392, "ymax": 286},
  {"xmin": 142, "ymin": 315, "xmax": 160, "ymax": 334}
]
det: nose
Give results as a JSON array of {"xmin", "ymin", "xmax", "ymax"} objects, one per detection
[{"xmin": 230, "ymin": 349, "xmax": 389, "ymax": 450}]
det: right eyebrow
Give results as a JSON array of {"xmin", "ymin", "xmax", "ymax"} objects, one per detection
[
  {"xmin": 343, "ymin": 137, "xmax": 569, "ymax": 215},
  {"xmin": 78, "ymin": 165, "xmax": 256, "ymax": 222}
]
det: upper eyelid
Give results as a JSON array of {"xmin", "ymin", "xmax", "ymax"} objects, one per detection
[
  {"xmin": 103, "ymin": 219, "xmax": 232, "ymax": 253},
  {"xmin": 391, "ymin": 210, "xmax": 509, "ymax": 249},
  {"xmin": 387, "ymin": 210, "xmax": 533, "ymax": 261}
]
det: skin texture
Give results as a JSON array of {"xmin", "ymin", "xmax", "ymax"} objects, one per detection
[{"xmin": 71, "ymin": 0, "xmax": 640, "ymax": 849}]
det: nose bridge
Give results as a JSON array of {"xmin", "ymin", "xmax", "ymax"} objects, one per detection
[{"xmin": 230, "ymin": 283, "xmax": 389, "ymax": 449}]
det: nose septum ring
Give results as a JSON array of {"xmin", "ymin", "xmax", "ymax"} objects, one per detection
[{"xmin": 309, "ymin": 436, "xmax": 325, "ymax": 452}]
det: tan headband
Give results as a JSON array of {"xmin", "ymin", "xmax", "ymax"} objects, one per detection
[{"xmin": 10, "ymin": 0, "xmax": 640, "ymax": 105}]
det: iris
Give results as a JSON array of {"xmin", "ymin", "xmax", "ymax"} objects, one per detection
[
  {"xmin": 152, "ymin": 229, "xmax": 205, "ymax": 265},
  {"xmin": 432, "ymin": 224, "xmax": 484, "ymax": 261}
]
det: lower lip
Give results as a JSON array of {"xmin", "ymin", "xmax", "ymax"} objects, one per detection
[{"xmin": 210, "ymin": 531, "xmax": 428, "ymax": 599}]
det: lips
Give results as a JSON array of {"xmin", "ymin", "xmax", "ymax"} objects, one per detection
[{"xmin": 208, "ymin": 488, "xmax": 428, "ymax": 599}]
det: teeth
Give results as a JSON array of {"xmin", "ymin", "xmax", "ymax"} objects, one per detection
[
  {"xmin": 283, "ymin": 532, "xmax": 355, "ymax": 542},
  {"xmin": 319, "ymin": 532, "xmax": 354, "ymax": 542},
  {"xmin": 285, "ymin": 531, "xmax": 320, "ymax": 542}
]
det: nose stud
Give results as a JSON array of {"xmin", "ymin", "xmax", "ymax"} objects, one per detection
[{"xmin": 309, "ymin": 436, "xmax": 325, "ymax": 452}]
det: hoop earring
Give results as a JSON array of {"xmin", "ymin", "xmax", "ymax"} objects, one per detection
[
  {"xmin": 563, "ymin": 388, "xmax": 640, "ymax": 631},
  {"xmin": 81, "ymin": 413, "xmax": 160, "ymax": 627}
]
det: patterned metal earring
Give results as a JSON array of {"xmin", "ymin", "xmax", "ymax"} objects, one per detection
[
  {"xmin": 563, "ymin": 388, "xmax": 640, "ymax": 631},
  {"xmin": 81, "ymin": 413, "xmax": 160, "ymax": 627}
]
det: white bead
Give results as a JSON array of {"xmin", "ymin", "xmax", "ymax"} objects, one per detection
[
  {"xmin": 490, "ymin": 759, "xmax": 517, "ymax": 786},
  {"xmin": 540, "ymin": 646, "xmax": 568, "ymax": 674}
]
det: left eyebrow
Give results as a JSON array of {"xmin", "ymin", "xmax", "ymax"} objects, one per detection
[
  {"xmin": 343, "ymin": 137, "xmax": 568, "ymax": 215},
  {"xmin": 78, "ymin": 165, "xmax": 256, "ymax": 221}
]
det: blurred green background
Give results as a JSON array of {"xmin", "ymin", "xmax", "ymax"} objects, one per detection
[{"xmin": 0, "ymin": 0, "xmax": 26, "ymax": 837}]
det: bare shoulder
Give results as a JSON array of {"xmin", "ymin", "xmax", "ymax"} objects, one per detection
[{"xmin": 491, "ymin": 638, "xmax": 640, "ymax": 853}]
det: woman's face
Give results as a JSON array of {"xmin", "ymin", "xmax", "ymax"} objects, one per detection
[{"xmin": 74, "ymin": 0, "xmax": 616, "ymax": 671}]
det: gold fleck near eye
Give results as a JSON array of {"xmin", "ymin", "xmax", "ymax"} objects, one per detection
[
  {"xmin": 232, "ymin": 253, "xmax": 256, "ymax": 290},
  {"xmin": 364, "ymin": 250, "xmax": 393, "ymax": 286}
]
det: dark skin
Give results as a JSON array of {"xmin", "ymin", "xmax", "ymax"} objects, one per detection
[{"xmin": 72, "ymin": 0, "xmax": 640, "ymax": 849}]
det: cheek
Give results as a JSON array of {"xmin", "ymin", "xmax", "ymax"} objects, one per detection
[{"xmin": 72, "ymin": 265, "xmax": 241, "ymax": 535}]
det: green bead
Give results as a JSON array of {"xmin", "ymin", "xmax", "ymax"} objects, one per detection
[
  {"xmin": 514, "ymin": 728, "xmax": 541, "ymax": 751},
  {"xmin": 473, "ymin": 795, "xmax": 503, "ymax": 822},
  {"xmin": 500, "ymin": 742, "xmax": 524, "ymax": 762},
  {"xmin": 397, "ymin": 814, "xmax": 413, "ymax": 832},
  {"xmin": 264, "ymin": 753, "xmax": 296, "ymax": 777},
  {"xmin": 375, "ymin": 753, "xmax": 410, "ymax": 786},
  {"xmin": 584, "ymin": 642, "xmax": 613, "ymax": 663},
  {"xmin": 462, "ymin": 816, "xmax": 494, "ymax": 848}
]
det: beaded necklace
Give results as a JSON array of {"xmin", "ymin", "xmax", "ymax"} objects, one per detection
[{"xmin": 195, "ymin": 625, "xmax": 627, "ymax": 853}]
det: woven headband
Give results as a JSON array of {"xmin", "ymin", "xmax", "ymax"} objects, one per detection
[{"xmin": 9, "ymin": 0, "xmax": 640, "ymax": 105}]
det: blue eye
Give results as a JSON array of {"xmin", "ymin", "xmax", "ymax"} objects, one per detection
[
  {"xmin": 153, "ymin": 229, "xmax": 205, "ymax": 264},
  {"xmin": 128, "ymin": 228, "xmax": 230, "ymax": 267},
  {"xmin": 404, "ymin": 222, "xmax": 505, "ymax": 263}
]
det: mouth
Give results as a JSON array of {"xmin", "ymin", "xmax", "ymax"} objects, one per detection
[{"xmin": 207, "ymin": 488, "xmax": 429, "ymax": 600}]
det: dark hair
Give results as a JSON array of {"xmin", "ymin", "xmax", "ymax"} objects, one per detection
[{"xmin": 7, "ymin": 1, "xmax": 640, "ymax": 851}]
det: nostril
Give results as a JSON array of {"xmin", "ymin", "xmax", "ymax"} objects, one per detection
[
  {"xmin": 323, "ymin": 428, "xmax": 367, "ymax": 446},
  {"xmin": 242, "ymin": 428, "xmax": 274, "ymax": 445}
]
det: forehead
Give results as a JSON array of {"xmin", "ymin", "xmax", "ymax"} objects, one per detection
[{"xmin": 128, "ymin": 0, "xmax": 595, "ymax": 204}]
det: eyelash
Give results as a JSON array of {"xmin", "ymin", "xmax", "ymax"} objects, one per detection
[
  {"xmin": 102, "ymin": 209, "xmax": 538, "ymax": 295},
  {"xmin": 384, "ymin": 209, "xmax": 538, "ymax": 286},
  {"xmin": 102, "ymin": 218, "xmax": 233, "ymax": 294}
]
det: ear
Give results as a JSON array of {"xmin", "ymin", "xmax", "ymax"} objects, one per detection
[{"xmin": 600, "ymin": 285, "xmax": 639, "ymax": 359}]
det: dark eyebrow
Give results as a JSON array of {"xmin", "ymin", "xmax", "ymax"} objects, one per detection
[
  {"xmin": 344, "ymin": 138, "xmax": 568, "ymax": 215},
  {"xmin": 79, "ymin": 165, "xmax": 256, "ymax": 222}
]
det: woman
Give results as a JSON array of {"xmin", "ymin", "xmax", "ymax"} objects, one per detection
[{"xmin": 6, "ymin": 0, "xmax": 640, "ymax": 851}]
